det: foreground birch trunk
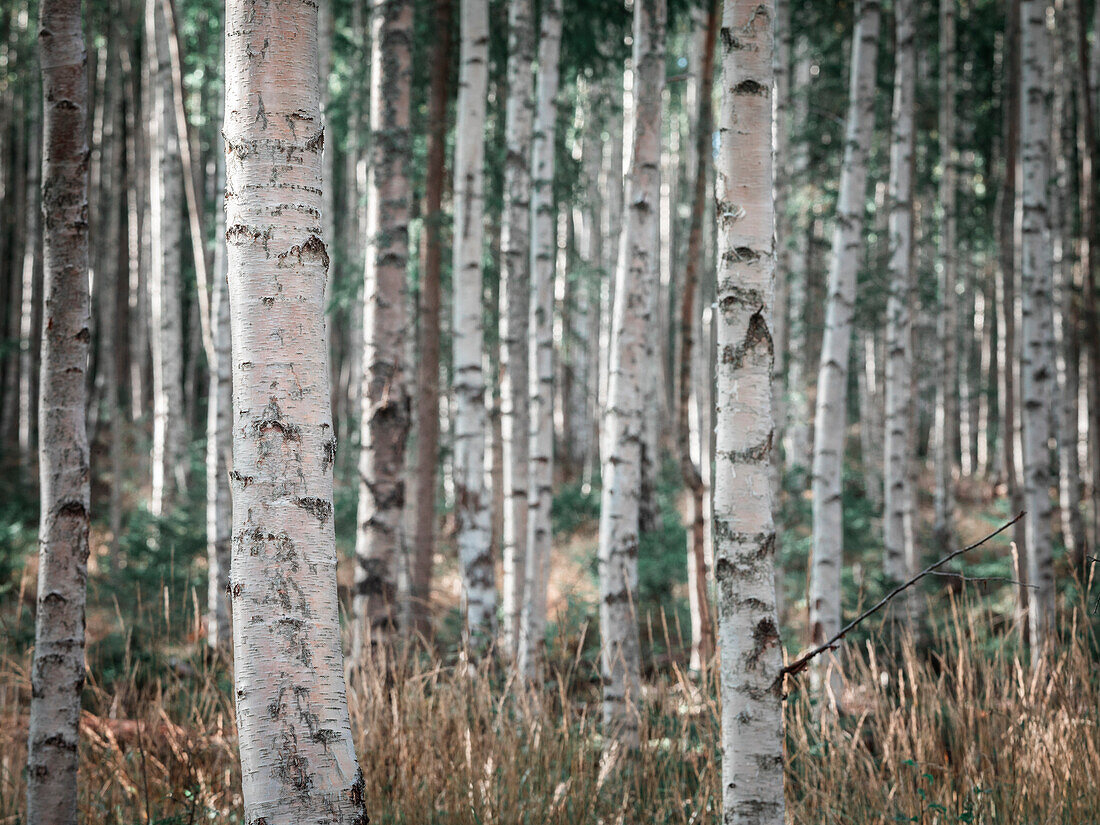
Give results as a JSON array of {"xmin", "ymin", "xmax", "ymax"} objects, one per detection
[
  {"xmin": 499, "ymin": 0, "xmax": 535, "ymax": 660},
  {"xmin": 715, "ymin": 3, "xmax": 785, "ymax": 822},
  {"xmin": 809, "ymin": 0, "xmax": 880, "ymax": 652},
  {"xmin": 452, "ymin": 0, "xmax": 495, "ymax": 650},
  {"xmin": 517, "ymin": 0, "xmax": 562, "ymax": 681},
  {"xmin": 224, "ymin": 2, "xmax": 367, "ymax": 821},
  {"xmin": 883, "ymin": 0, "xmax": 916, "ymax": 592},
  {"xmin": 352, "ymin": 0, "xmax": 414, "ymax": 663},
  {"xmin": 599, "ymin": 0, "xmax": 665, "ymax": 745},
  {"xmin": 26, "ymin": 2, "xmax": 90, "ymax": 821},
  {"xmin": 1019, "ymin": 0, "xmax": 1056, "ymax": 658}
]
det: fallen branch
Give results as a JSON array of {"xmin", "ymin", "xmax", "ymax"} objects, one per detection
[{"xmin": 776, "ymin": 511, "xmax": 1025, "ymax": 688}]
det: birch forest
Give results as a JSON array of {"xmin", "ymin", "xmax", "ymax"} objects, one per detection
[{"xmin": 5, "ymin": 0, "xmax": 1100, "ymax": 822}]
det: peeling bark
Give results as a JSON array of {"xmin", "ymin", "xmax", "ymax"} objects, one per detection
[
  {"xmin": 715, "ymin": 3, "xmax": 785, "ymax": 823},
  {"xmin": 224, "ymin": 1, "xmax": 366, "ymax": 822}
]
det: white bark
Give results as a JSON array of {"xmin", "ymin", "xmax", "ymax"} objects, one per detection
[
  {"xmin": 147, "ymin": 0, "xmax": 185, "ymax": 518},
  {"xmin": 452, "ymin": 0, "xmax": 495, "ymax": 651},
  {"xmin": 599, "ymin": 0, "xmax": 664, "ymax": 745},
  {"xmin": 809, "ymin": 0, "xmax": 880, "ymax": 648},
  {"xmin": 1019, "ymin": 0, "xmax": 1056, "ymax": 658},
  {"xmin": 206, "ymin": 143, "xmax": 232, "ymax": 650},
  {"xmin": 352, "ymin": 0, "xmax": 414, "ymax": 662},
  {"xmin": 518, "ymin": 0, "xmax": 562, "ymax": 680},
  {"xmin": 715, "ymin": 3, "xmax": 785, "ymax": 823},
  {"xmin": 26, "ymin": 3, "xmax": 90, "ymax": 821},
  {"xmin": 224, "ymin": 1, "xmax": 366, "ymax": 821},
  {"xmin": 499, "ymin": 0, "xmax": 535, "ymax": 660},
  {"xmin": 883, "ymin": 0, "xmax": 916, "ymax": 589}
]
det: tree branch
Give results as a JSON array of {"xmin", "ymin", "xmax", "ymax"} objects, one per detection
[{"xmin": 775, "ymin": 511, "xmax": 1025, "ymax": 688}]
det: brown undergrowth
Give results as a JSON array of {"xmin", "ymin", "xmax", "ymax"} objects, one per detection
[{"xmin": 2, "ymin": 594, "xmax": 1099, "ymax": 824}]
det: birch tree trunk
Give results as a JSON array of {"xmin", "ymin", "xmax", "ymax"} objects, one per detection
[
  {"xmin": 1053, "ymin": 0, "xmax": 1086, "ymax": 569},
  {"xmin": 206, "ymin": 125, "xmax": 232, "ymax": 650},
  {"xmin": 518, "ymin": 0, "xmax": 562, "ymax": 680},
  {"xmin": 499, "ymin": 0, "xmax": 535, "ymax": 660},
  {"xmin": 599, "ymin": 0, "xmax": 664, "ymax": 745},
  {"xmin": 934, "ymin": 0, "xmax": 959, "ymax": 549},
  {"xmin": 452, "ymin": 0, "xmax": 495, "ymax": 651},
  {"xmin": 352, "ymin": 0, "xmax": 414, "ymax": 663},
  {"xmin": 883, "ymin": 0, "xmax": 916, "ymax": 590},
  {"xmin": 809, "ymin": 0, "xmax": 880, "ymax": 650},
  {"xmin": 715, "ymin": 3, "xmax": 785, "ymax": 822},
  {"xmin": 410, "ymin": 0, "xmax": 453, "ymax": 640},
  {"xmin": 679, "ymin": 0, "xmax": 718, "ymax": 674},
  {"xmin": 147, "ymin": 0, "xmax": 185, "ymax": 518},
  {"xmin": 1019, "ymin": 0, "xmax": 1056, "ymax": 658},
  {"xmin": 223, "ymin": 2, "xmax": 367, "ymax": 821},
  {"xmin": 26, "ymin": 2, "xmax": 90, "ymax": 821}
]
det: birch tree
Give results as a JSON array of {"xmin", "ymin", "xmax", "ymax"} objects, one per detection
[
  {"xmin": 808, "ymin": 0, "xmax": 880, "ymax": 650},
  {"xmin": 883, "ymin": 0, "xmax": 916, "ymax": 590},
  {"xmin": 599, "ymin": 0, "xmax": 664, "ymax": 745},
  {"xmin": 352, "ymin": 0, "xmax": 414, "ymax": 663},
  {"xmin": 1019, "ymin": 0, "xmax": 1056, "ymax": 657},
  {"xmin": 410, "ymin": 0, "xmax": 453, "ymax": 639},
  {"xmin": 715, "ymin": 2, "xmax": 785, "ymax": 822},
  {"xmin": 679, "ymin": 0, "xmax": 718, "ymax": 673},
  {"xmin": 26, "ymin": 1, "xmax": 90, "ymax": 821},
  {"xmin": 452, "ymin": 0, "xmax": 495, "ymax": 650},
  {"xmin": 147, "ymin": 0, "xmax": 185, "ymax": 518},
  {"xmin": 223, "ymin": 1, "xmax": 367, "ymax": 821},
  {"xmin": 206, "ymin": 144, "xmax": 232, "ymax": 650},
  {"xmin": 934, "ymin": 0, "xmax": 959, "ymax": 548},
  {"xmin": 517, "ymin": 0, "xmax": 562, "ymax": 679},
  {"xmin": 499, "ymin": 0, "xmax": 535, "ymax": 659}
]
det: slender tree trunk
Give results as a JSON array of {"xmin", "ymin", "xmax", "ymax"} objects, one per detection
[
  {"xmin": 518, "ymin": 0, "xmax": 562, "ymax": 680},
  {"xmin": 452, "ymin": 0, "xmax": 494, "ymax": 651},
  {"xmin": 18, "ymin": 98, "xmax": 40, "ymax": 469},
  {"xmin": 224, "ymin": 2, "xmax": 367, "ymax": 822},
  {"xmin": 1019, "ymin": 0, "xmax": 1056, "ymax": 659},
  {"xmin": 785, "ymin": 41, "xmax": 812, "ymax": 474},
  {"xmin": 206, "ymin": 136, "xmax": 232, "ymax": 651},
  {"xmin": 857, "ymin": 330, "xmax": 883, "ymax": 510},
  {"xmin": 26, "ymin": 1, "xmax": 90, "ymax": 821},
  {"xmin": 715, "ymin": 3, "xmax": 785, "ymax": 823},
  {"xmin": 934, "ymin": 0, "xmax": 959, "ymax": 548},
  {"xmin": 352, "ymin": 0, "xmax": 414, "ymax": 663},
  {"xmin": 1074, "ymin": 0, "xmax": 1100, "ymax": 556},
  {"xmin": 997, "ymin": 0, "xmax": 1028, "ymax": 601},
  {"xmin": 809, "ymin": 0, "xmax": 880, "ymax": 650},
  {"xmin": 147, "ymin": 0, "xmax": 185, "ymax": 517},
  {"xmin": 599, "ymin": 0, "xmax": 664, "ymax": 746},
  {"xmin": 410, "ymin": 0, "xmax": 453, "ymax": 641},
  {"xmin": 1053, "ymin": 0, "xmax": 1086, "ymax": 569},
  {"xmin": 499, "ymin": 0, "xmax": 535, "ymax": 660},
  {"xmin": 599, "ymin": 80, "xmax": 624, "ymax": 466},
  {"xmin": 679, "ymin": 0, "xmax": 717, "ymax": 674},
  {"xmin": 883, "ymin": 0, "xmax": 916, "ymax": 593}
]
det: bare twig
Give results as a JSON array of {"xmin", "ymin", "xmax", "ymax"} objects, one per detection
[{"xmin": 776, "ymin": 512, "xmax": 1025, "ymax": 688}]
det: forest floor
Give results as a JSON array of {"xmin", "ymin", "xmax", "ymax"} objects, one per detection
[{"xmin": 1, "ymin": 468, "xmax": 1098, "ymax": 824}]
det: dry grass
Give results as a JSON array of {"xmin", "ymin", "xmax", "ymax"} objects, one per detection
[{"xmin": 2, "ymin": 592, "xmax": 1099, "ymax": 824}]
